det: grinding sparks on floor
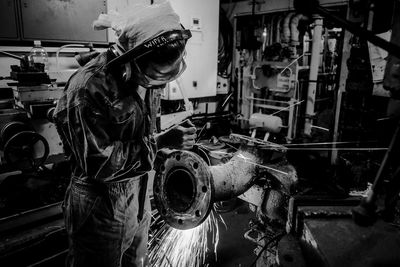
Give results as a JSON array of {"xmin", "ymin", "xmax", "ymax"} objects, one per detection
[{"xmin": 149, "ymin": 210, "xmax": 223, "ymax": 267}]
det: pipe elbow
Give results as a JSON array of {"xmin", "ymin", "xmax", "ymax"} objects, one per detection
[
  {"xmin": 211, "ymin": 151, "xmax": 260, "ymax": 201},
  {"xmin": 290, "ymin": 14, "xmax": 309, "ymax": 46}
]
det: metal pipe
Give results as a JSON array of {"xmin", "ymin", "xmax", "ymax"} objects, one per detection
[
  {"xmin": 153, "ymin": 149, "xmax": 259, "ymax": 229},
  {"xmin": 275, "ymin": 16, "xmax": 283, "ymax": 43},
  {"xmin": 210, "ymin": 151, "xmax": 259, "ymax": 201},
  {"xmin": 269, "ymin": 15, "xmax": 278, "ymax": 44},
  {"xmin": 282, "ymin": 13, "xmax": 296, "ymax": 44},
  {"xmin": 331, "ymin": 28, "xmax": 351, "ymax": 164},
  {"xmin": 304, "ymin": 15, "xmax": 323, "ymax": 135},
  {"xmin": 267, "ymin": 16, "xmax": 274, "ymax": 46}
]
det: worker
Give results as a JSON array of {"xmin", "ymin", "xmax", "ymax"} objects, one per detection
[{"xmin": 53, "ymin": 2, "xmax": 196, "ymax": 267}]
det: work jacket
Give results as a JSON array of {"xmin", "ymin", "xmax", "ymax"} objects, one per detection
[{"xmin": 54, "ymin": 51, "xmax": 160, "ymax": 183}]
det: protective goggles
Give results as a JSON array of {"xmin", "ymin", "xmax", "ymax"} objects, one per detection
[{"xmin": 133, "ymin": 50, "xmax": 187, "ymax": 87}]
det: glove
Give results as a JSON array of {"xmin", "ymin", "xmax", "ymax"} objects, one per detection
[{"xmin": 156, "ymin": 120, "xmax": 197, "ymax": 150}]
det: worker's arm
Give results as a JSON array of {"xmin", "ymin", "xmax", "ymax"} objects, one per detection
[{"xmin": 59, "ymin": 102, "xmax": 154, "ymax": 182}]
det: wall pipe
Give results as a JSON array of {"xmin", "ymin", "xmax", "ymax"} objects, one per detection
[
  {"xmin": 270, "ymin": 15, "xmax": 278, "ymax": 44},
  {"xmin": 268, "ymin": 15, "xmax": 275, "ymax": 46},
  {"xmin": 275, "ymin": 15, "xmax": 283, "ymax": 44},
  {"xmin": 304, "ymin": 15, "xmax": 323, "ymax": 135}
]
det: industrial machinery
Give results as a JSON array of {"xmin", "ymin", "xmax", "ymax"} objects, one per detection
[
  {"xmin": 152, "ymin": 129, "xmax": 400, "ymax": 267},
  {"xmin": 0, "ymin": 49, "xmax": 68, "ymax": 266},
  {"xmin": 152, "ymin": 133, "xmax": 298, "ymax": 266}
]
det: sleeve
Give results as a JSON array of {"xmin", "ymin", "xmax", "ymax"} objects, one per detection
[{"xmin": 65, "ymin": 102, "xmax": 145, "ymax": 182}]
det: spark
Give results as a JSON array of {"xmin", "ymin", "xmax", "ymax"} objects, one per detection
[
  {"xmin": 237, "ymin": 153, "xmax": 289, "ymax": 175},
  {"xmin": 149, "ymin": 210, "xmax": 222, "ymax": 267},
  {"xmin": 224, "ymin": 135, "xmax": 386, "ymax": 152},
  {"xmin": 310, "ymin": 125, "xmax": 330, "ymax": 132},
  {"xmin": 195, "ymin": 122, "xmax": 208, "ymax": 143},
  {"xmin": 283, "ymin": 141, "xmax": 377, "ymax": 146}
]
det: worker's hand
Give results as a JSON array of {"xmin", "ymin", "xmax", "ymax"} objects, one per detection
[{"xmin": 156, "ymin": 120, "xmax": 197, "ymax": 150}]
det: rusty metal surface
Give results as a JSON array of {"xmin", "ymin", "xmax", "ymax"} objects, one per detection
[{"xmin": 210, "ymin": 150, "xmax": 260, "ymax": 201}]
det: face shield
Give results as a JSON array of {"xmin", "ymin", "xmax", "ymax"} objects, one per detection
[{"xmin": 106, "ymin": 29, "xmax": 191, "ymax": 88}]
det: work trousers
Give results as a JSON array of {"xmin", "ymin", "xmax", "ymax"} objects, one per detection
[{"xmin": 63, "ymin": 176, "xmax": 151, "ymax": 267}]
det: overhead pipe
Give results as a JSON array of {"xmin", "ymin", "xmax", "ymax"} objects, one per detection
[
  {"xmin": 267, "ymin": 15, "xmax": 275, "ymax": 46},
  {"xmin": 153, "ymin": 149, "xmax": 260, "ymax": 230},
  {"xmin": 269, "ymin": 15, "xmax": 277, "ymax": 44}
]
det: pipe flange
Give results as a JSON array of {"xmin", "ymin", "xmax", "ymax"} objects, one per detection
[{"xmin": 154, "ymin": 150, "xmax": 214, "ymax": 230}]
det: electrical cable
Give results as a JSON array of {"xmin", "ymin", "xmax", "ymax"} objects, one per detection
[
  {"xmin": 55, "ymin": 44, "xmax": 86, "ymax": 70},
  {"xmin": 249, "ymin": 231, "xmax": 285, "ymax": 267}
]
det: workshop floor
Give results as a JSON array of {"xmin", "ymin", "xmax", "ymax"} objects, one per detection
[{"xmin": 213, "ymin": 201, "xmax": 258, "ymax": 267}]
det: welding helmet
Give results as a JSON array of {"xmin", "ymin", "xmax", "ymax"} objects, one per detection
[{"xmin": 107, "ymin": 28, "xmax": 191, "ymax": 87}]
